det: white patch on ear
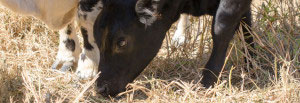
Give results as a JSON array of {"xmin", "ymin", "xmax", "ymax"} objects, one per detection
[
  {"xmin": 138, "ymin": 9, "xmax": 157, "ymax": 26},
  {"xmin": 136, "ymin": 0, "xmax": 159, "ymax": 26}
]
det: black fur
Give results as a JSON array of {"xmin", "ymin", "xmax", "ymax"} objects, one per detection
[
  {"xmin": 94, "ymin": 0, "xmax": 253, "ymax": 97},
  {"xmin": 83, "ymin": 14, "xmax": 88, "ymax": 20},
  {"xmin": 81, "ymin": 27, "xmax": 94, "ymax": 50},
  {"xmin": 79, "ymin": 0, "xmax": 100, "ymax": 12},
  {"xmin": 64, "ymin": 39, "xmax": 75, "ymax": 51},
  {"xmin": 66, "ymin": 25, "xmax": 72, "ymax": 35},
  {"xmin": 81, "ymin": 53, "xmax": 86, "ymax": 62}
]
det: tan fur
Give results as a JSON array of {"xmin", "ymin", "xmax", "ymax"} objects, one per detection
[{"xmin": 0, "ymin": 0, "xmax": 78, "ymax": 30}]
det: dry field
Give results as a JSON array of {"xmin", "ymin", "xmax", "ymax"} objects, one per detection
[{"xmin": 0, "ymin": 0, "xmax": 300, "ymax": 102}]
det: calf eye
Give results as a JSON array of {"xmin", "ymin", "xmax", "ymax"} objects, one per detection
[{"xmin": 117, "ymin": 38, "xmax": 127, "ymax": 47}]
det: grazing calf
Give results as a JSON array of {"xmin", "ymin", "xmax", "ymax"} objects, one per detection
[
  {"xmin": 0, "ymin": 0, "xmax": 103, "ymax": 78},
  {"xmin": 94, "ymin": 0, "xmax": 253, "ymax": 96}
]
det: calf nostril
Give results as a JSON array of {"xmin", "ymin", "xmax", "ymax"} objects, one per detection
[
  {"xmin": 98, "ymin": 86, "xmax": 106, "ymax": 93},
  {"xmin": 98, "ymin": 84, "xmax": 109, "ymax": 95}
]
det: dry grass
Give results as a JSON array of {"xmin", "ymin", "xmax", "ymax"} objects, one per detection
[{"xmin": 0, "ymin": 0, "xmax": 300, "ymax": 102}]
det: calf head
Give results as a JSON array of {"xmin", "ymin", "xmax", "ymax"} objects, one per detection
[{"xmin": 94, "ymin": 0, "xmax": 185, "ymax": 97}]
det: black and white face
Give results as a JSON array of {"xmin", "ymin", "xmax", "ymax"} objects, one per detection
[{"xmin": 93, "ymin": 0, "xmax": 182, "ymax": 97}]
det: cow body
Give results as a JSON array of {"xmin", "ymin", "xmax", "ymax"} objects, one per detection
[
  {"xmin": 0, "ymin": 0, "xmax": 78, "ymax": 30},
  {"xmin": 0, "ymin": 0, "xmax": 102, "ymax": 78},
  {"xmin": 94, "ymin": 0, "xmax": 253, "ymax": 96}
]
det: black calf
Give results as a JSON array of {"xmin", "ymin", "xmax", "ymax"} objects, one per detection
[{"xmin": 94, "ymin": 0, "xmax": 253, "ymax": 96}]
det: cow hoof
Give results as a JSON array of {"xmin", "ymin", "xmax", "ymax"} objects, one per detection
[
  {"xmin": 75, "ymin": 61, "xmax": 97, "ymax": 79},
  {"xmin": 201, "ymin": 70, "xmax": 218, "ymax": 88},
  {"xmin": 75, "ymin": 68, "xmax": 97, "ymax": 79},
  {"xmin": 51, "ymin": 60, "xmax": 60, "ymax": 70},
  {"xmin": 60, "ymin": 61, "xmax": 73, "ymax": 72},
  {"xmin": 75, "ymin": 53, "xmax": 98, "ymax": 79},
  {"xmin": 51, "ymin": 60, "xmax": 74, "ymax": 72}
]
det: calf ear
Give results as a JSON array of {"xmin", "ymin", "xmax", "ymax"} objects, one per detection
[{"xmin": 135, "ymin": 0, "xmax": 160, "ymax": 26}]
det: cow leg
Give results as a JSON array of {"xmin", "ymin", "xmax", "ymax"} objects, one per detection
[
  {"xmin": 201, "ymin": 0, "xmax": 252, "ymax": 88},
  {"xmin": 52, "ymin": 23, "xmax": 81, "ymax": 71},
  {"xmin": 172, "ymin": 14, "xmax": 189, "ymax": 46},
  {"xmin": 75, "ymin": 1, "xmax": 102, "ymax": 79}
]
